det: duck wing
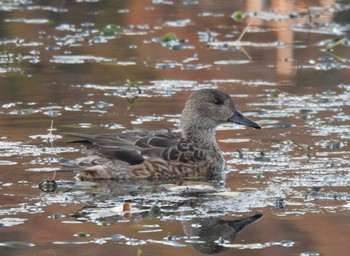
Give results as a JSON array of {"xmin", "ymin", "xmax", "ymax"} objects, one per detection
[{"xmin": 65, "ymin": 130, "xmax": 180, "ymax": 165}]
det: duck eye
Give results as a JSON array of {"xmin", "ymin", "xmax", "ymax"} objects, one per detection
[{"xmin": 213, "ymin": 99, "xmax": 223, "ymax": 105}]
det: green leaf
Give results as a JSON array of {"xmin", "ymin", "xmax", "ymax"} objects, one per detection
[
  {"xmin": 231, "ymin": 11, "xmax": 245, "ymax": 22},
  {"xmin": 103, "ymin": 24, "xmax": 118, "ymax": 36},
  {"xmin": 163, "ymin": 32, "xmax": 177, "ymax": 42}
]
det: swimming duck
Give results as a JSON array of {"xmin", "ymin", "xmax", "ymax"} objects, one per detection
[{"xmin": 63, "ymin": 89, "xmax": 261, "ymax": 180}]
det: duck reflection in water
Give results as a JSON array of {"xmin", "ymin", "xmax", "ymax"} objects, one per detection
[{"xmin": 181, "ymin": 213, "xmax": 262, "ymax": 254}]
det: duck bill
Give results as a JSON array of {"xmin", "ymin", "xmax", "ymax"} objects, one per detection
[{"xmin": 228, "ymin": 110, "xmax": 261, "ymax": 129}]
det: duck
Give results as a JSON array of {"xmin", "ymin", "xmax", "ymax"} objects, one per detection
[{"xmin": 62, "ymin": 89, "xmax": 261, "ymax": 180}]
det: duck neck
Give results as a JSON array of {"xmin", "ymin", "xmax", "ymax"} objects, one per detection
[{"xmin": 181, "ymin": 124, "xmax": 218, "ymax": 148}]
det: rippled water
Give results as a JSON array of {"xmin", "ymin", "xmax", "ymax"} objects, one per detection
[{"xmin": 1, "ymin": 0, "xmax": 350, "ymax": 255}]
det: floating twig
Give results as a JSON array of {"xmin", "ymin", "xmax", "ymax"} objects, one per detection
[{"xmin": 237, "ymin": 23, "xmax": 250, "ymax": 42}]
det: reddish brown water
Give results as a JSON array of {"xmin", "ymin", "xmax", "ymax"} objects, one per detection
[{"xmin": 1, "ymin": 1, "xmax": 350, "ymax": 255}]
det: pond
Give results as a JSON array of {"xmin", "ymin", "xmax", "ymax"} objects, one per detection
[{"xmin": 0, "ymin": 0, "xmax": 350, "ymax": 255}]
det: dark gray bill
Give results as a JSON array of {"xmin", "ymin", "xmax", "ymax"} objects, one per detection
[{"xmin": 228, "ymin": 110, "xmax": 261, "ymax": 129}]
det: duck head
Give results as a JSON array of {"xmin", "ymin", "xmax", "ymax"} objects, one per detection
[{"xmin": 181, "ymin": 89, "xmax": 261, "ymax": 138}]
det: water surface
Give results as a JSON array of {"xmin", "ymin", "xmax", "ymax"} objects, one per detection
[{"xmin": 1, "ymin": 0, "xmax": 350, "ymax": 255}]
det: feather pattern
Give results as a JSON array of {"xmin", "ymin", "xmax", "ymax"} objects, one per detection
[{"xmin": 62, "ymin": 89, "xmax": 261, "ymax": 180}]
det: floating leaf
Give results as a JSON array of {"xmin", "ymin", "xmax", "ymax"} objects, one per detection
[
  {"xmin": 231, "ymin": 11, "xmax": 245, "ymax": 22},
  {"xmin": 103, "ymin": 24, "xmax": 118, "ymax": 36},
  {"xmin": 99, "ymin": 221, "xmax": 109, "ymax": 227},
  {"xmin": 149, "ymin": 205, "xmax": 161, "ymax": 215},
  {"xmin": 163, "ymin": 32, "xmax": 177, "ymax": 42},
  {"xmin": 74, "ymin": 232, "xmax": 90, "ymax": 238}
]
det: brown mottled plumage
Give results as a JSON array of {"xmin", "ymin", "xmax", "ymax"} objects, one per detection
[{"xmin": 62, "ymin": 89, "xmax": 261, "ymax": 180}]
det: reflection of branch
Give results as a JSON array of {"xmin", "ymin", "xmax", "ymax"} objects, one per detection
[
  {"xmin": 236, "ymin": 24, "xmax": 252, "ymax": 60},
  {"xmin": 302, "ymin": 0, "xmax": 312, "ymax": 47},
  {"xmin": 207, "ymin": 24, "xmax": 252, "ymax": 61},
  {"xmin": 239, "ymin": 46, "xmax": 252, "ymax": 61},
  {"xmin": 326, "ymin": 51, "xmax": 344, "ymax": 62},
  {"xmin": 290, "ymin": 140, "xmax": 311, "ymax": 159},
  {"xmin": 47, "ymin": 120, "xmax": 57, "ymax": 180},
  {"xmin": 121, "ymin": 79, "xmax": 142, "ymax": 110},
  {"xmin": 38, "ymin": 120, "xmax": 58, "ymax": 192},
  {"xmin": 325, "ymin": 37, "xmax": 348, "ymax": 62},
  {"xmin": 125, "ymin": 96, "xmax": 139, "ymax": 111},
  {"xmin": 303, "ymin": 0, "xmax": 312, "ymax": 23}
]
